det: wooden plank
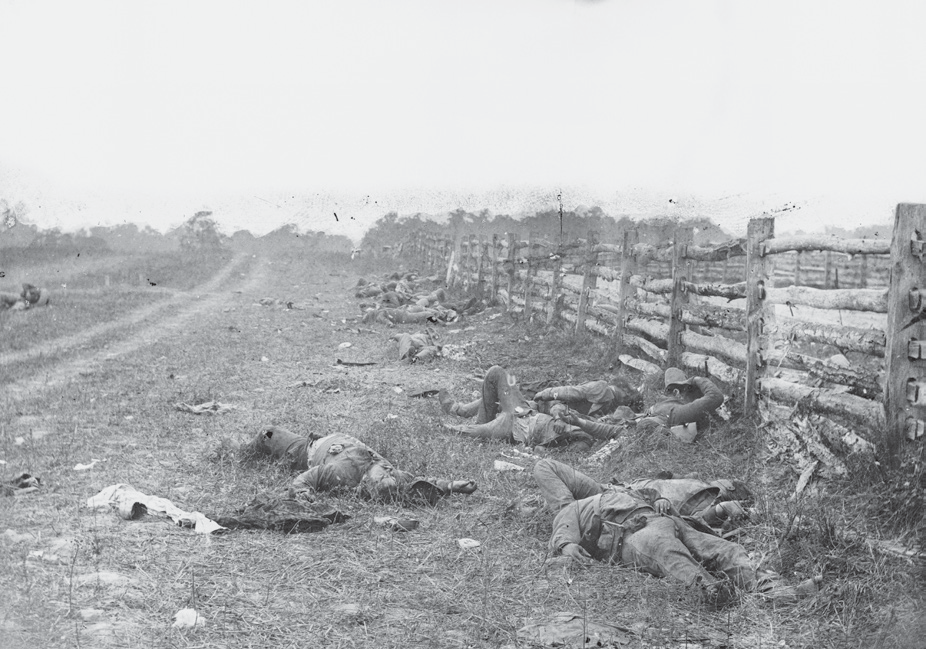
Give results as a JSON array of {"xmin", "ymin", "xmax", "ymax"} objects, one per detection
[
  {"xmin": 681, "ymin": 330, "xmax": 747, "ymax": 367},
  {"xmin": 629, "ymin": 275, "xmax": 675, "ymax": 294},
  {"xmin": 623, "ymin": 333, "xmax": 667, "ymax": 362},
  {"xmin": 682, "ymin": 280, "xmax": 747, "ymax": 301},
  {"xmin": 593, "ymin": 265, "xmax": 622, "ymax": 282},
  {"xmin": 883, "ymin": 203, "xmax": 926, "ymax": 466},
  {"xmin": 764, "ymin": 235, "xmax": 891, "ymax": 256},
  {"xmin": 745, "ymin": 217, "xmax": 775, "ymax": 413},
  {"xmin": 760, "ymin": 377, "xmax": 884, "ymax": 429},
  {"xmin": 772, "ymin": 316, "xmax": 885, "ymax": 357},
  {"xmin": 680, "ymin": 352, "xmax": 740, "ymax": 385},
  {"xmin": 764, "ymin": 286, "xmax": 889, "ymax": 312},
  {"xmin": 625, "ymin": 316, "xmax": 669, "ymax": 343}
]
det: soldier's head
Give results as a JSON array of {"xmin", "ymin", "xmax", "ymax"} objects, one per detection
[
  {"xmin": 361, "ymin": 461, "xmax": 400, "ymax": 500},
  {"xmin": 609, "ymin": 376, "xmax": 645, "ymax": 411},
  {"xmin": 663, "ymin": 368, "xmax": 699, "ymax": 402}
]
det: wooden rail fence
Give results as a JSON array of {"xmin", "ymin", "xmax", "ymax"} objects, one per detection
[{"xmin": 403, "ymin": 205, "xmax": 926, "ymax": 469}]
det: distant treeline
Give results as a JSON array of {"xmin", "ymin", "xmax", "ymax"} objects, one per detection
[
  {"xmin": 0, "ymin": 212, "xmax": 352, "ymax": 256},
  {"xmin": 360, "ymin": 207, "xmax": 890, "ymax": 252}
]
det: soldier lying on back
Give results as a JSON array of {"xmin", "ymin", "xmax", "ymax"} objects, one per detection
[{"xmin": 246, "ymin": 425, "xmax": 477, "ymax": 503}]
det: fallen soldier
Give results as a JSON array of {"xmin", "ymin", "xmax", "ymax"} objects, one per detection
[
  {"xmin": 532, "ymin": 376, "xmax": 643, "ymax": 417},
  {"xmin": 558, "ymin": 368, "xmax": 724, "ymax": 443},
  {"xmin": 438, "ymin": 365, "xmax": 603, "ymax": 449},
  {"xmin": 1, "ymin": 282, "xmax": 50, "ymax": 311},
  {"xmin": 247, "ymin": 426, "xmax": 477, "ymax": 502},
  {"xmin": 362, "ymin": 305, "xmax": 456, "ymax": 325},
  {"xmin": 535, "ymin": 458, "xmax": 820, "ymax": 605},
  {"xmin": 393, "ymin": 330, "xmax": 442, "ymax": 362},
  {"xmin": 618, "ymin": 473, "xmax": 751, "ymax": 529}
]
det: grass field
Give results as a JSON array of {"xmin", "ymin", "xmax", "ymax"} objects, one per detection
[{"xmin": 0, "ymin": 246, "xmax": 923, "ymax": 648}]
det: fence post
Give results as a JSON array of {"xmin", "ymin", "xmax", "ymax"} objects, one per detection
[
  {"xmin": 490, "ymin": 234, "xmax": 500, "ymax": 303},
  {"xmin": 546, "ymin": 236, "xmax": 563, "ymax": 326},
  {"xmin": 464, "ymin": 234, "xmax": 479, "ymax": 291},
  {"xmin": 745, "ymin": 217, "xmax": 776, "ymax": 414},
  {"xmin": 824, "ymin": 250, "xmax": 833, "ymax": 289},
  {"xmin": 523, "ymin": 232, "xmax": 535, "ymax": 323},
  {"xmin": 794, "ymin": 251, "xmax": 802, "ymax": 286},
  {"xmin": 475, "ymin": 235, "xmax": 486, "ymax": 300},
  {"xmin": 859, "ymin": 253, "xmax": 869, "ymax": 289},
  {"xmin": 667, "ymin": 227, "xmax": 693, "ymax": 367},
  {"xmin": 506, "ymin": 232, "xmax": 516, "ymax": 313},
  {"xmin": 575, "ymin": 230, "xmax": 599, "ymax": 337},
  {"xmin": 611, "ymin": 230, "xmax": 638, "ymax": 356},
  {"xmin": 883, "ymin": 203, "xmax": 926, "ymax": 467},
  {"xmin": 444, "ymin": 238, "xmax": 455, "ymax": 287}
]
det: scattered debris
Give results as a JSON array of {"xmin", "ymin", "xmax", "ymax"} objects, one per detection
[
  {"xmin": 374, "ymin": 516, "xmax": 419, "ymax": 532},
  {"xmin": 457, "ymin": 538, "xmax": 481, "ymax": 550},
  {"xmin": 74, "ymin": 571, "xmax": 138, "ymax": 588},
  {"xmin": 74, "ymin": 459, "xmax": 105, "ymax": 471},
  {"xmin": 789, "ymin": 461, "xmax": 819, "ymax": 501},
  {"xmin": 516, "ymin": 612, "xmax": 638, "ymax": 648},
  {"xmin": 2, "ymin": 529, "xmax": 33, "ymax": 543},
  {"xmin": 335, "ymin": 358, "xmax": 376, "ymax": 367},
  {"xmin": 409, "ymin": 389, "xmax": 440, "ymax": 399},
  {"xmin": 585, "ymin": 437, "xmax": 627, "ymax": 466},
  {"xmin": 2, "ymin": 472, "xmax": 41, "ymax": 497},
  {"xmin": 172, "ymin": 608, "xmax": 206, "ymax": 629},
  {"xmin": 213, "ymin": 493, "xmax": 347, "ymax": 533},
  {"xmin": 86, "ymin": 484, "xmax": 226, "ymax": 534},
  {"xmin": 174, "ymin": 401, "xmax": 236, "ymax": 415},
  {"xmin": 494, "ymin": 460, "xmax": 525, "ymax": 472},
  {"xmin": 338, "ymin": 342, "xmax": 352, "ymax": 349}
]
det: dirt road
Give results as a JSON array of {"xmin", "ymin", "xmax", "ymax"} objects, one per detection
[{"xmin": 1, "ymin": 252, "xmax": 264, "ymax": 399}]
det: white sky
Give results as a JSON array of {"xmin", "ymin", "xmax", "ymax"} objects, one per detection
[{"xmin": 1, "ymin": 0, "xmax": 924, "ymax": 243}]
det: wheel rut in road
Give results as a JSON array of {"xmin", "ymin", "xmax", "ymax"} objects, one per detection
[{"xmin": 1, "ymin": 253, "xmax": 267, "ymax": 400}]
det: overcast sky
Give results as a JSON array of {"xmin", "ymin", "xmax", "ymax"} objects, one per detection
[{"xmin": 1, "ymin": 0, "xmax": 924, "ymax": 243}]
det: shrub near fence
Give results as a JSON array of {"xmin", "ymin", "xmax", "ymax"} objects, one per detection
[{"xmin": 405, "ymin": 204, "xmax": 926, "ymax": 471}]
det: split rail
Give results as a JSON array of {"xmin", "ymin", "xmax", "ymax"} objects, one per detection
[{"xmin": 404, "ymin": 205, "xmax": 926, "ymax": 468}]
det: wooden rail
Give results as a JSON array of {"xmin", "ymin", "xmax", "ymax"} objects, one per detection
[{"xmin": 407, "ymin": 207, "xmax": 926, "ymax": 469}]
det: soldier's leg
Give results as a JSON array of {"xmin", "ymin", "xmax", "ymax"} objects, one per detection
[
  {"xmin": 533, "ymin": 458, "xmax": 604, "ymax": 510},
  {"xmin": 674, "ymin": 520, "xmax": 756, "ymax": 590},
  {"xmin": 445, "ymin": 412, "xmax": 515, "ymax": 441},
  {"xmin": 621, "ymin": 516, "xmax": 718, "ymax": 587}
]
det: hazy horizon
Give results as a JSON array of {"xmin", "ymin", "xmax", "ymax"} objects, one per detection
[{"xmin": 2, "ymin": 1, "xmax": 924, "ymax": 245}]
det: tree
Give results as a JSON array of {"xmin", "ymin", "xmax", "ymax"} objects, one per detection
[{"xmin": 180, "ymin": 211, "xmax": 224, "ymax": 251}]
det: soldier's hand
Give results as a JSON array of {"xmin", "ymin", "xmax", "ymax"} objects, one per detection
[
  {"xmin": 534, "ymin": 389, "xmax": 555, "ymax": 401},
  {"xmin": 654, "ymin": 498, "xmax": 672, "ymax": 515},
  {"xmin": 561, "ymin": 543, "xmax": 593, "ymax": 564}
]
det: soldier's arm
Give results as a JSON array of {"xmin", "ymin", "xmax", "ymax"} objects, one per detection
[
  {"xmin": 666, "ymin": 377, "xmax": 724, "ymax": 426},
  {"xmin": 534, "ymin": 386, "xmax": 587, "ymax": 402}
]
